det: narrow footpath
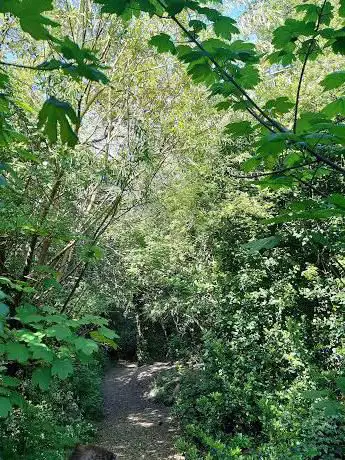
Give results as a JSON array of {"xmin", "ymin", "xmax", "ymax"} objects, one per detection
[{"xmin": 98, "ymin": 361, "xmax": 184, "ymax": 459}]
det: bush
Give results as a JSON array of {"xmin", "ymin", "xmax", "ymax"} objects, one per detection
[
  {"xmin": 172, "ymin": 337, "xmax": 345, "ymax": 458},
  {"xmin": 150, "ymin": 367, "xmax": 181, "ymax": 406},
  {"xmin": 0, "ymin": 353, "xmax": 106, "ymax": 460}
]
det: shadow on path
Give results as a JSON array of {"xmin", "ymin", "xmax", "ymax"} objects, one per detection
[{"xmin": 98, "ymin": 361, "xmax": 183, "ymax": 459}]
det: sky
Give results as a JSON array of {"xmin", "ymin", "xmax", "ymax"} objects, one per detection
[{"xmin": 229, "ymin": 3, "xmax": 247, "ymax": 19}]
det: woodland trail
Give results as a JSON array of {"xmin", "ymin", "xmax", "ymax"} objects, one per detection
[{"xmin": 98, "ymin": 361, "xmax": 184, "ymax": 459}]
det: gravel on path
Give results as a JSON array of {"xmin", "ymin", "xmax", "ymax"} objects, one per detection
[{"xmin": 98, "ymin": 361, "xmax": 184, "ymax": 460}]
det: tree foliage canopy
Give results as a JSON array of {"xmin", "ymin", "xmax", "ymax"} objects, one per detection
[{"xmin": 1, "ymin": 0, "xmax": 345, "ymax": 458}]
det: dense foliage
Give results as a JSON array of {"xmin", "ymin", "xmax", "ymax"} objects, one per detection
[{"xmin": 1, "ymin": 0, "xmax": 345, "ymax": 458}]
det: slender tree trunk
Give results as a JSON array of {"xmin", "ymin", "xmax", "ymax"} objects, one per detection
[
  {"xmin": 60, "ymin": 262, "xmax": 88, "ymax": 313},
  {"xmin": 13, "ymin": 171, "xmax": 63, "ymax": 310}
]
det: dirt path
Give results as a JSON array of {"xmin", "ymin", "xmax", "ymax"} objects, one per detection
[{"xmin": 98, "ymin": 361, "xmax": 184, "ymax": 459}]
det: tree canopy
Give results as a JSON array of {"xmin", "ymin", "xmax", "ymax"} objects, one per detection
[{"xmin": 1, "ymin": 0, "xmax": 345, "ymax": 458}]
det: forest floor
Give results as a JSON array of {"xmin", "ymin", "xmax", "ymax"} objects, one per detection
[{"xmin": 98, "ymin": 361, "xmax": 184, "ymax": 459}]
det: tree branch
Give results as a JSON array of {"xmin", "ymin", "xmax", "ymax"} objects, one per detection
[
  {"xmin": 0, "ymin": 60, "xmax": 59, "ymax": 71},
  {"xmin": 293, "ymin": 0, "xmax": 327, "ymax": 133},
  {"xmin": 154, "ymin": 0, "xmax": 345, "ymax": 176},
  {"xmin": 227, "ymin": 160, "xmax": 318, "ymax": 179}
]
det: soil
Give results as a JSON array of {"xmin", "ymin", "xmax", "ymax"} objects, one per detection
[{"xmin": 98, "ymin": 361, "xmax": 184, "ymax": 459}]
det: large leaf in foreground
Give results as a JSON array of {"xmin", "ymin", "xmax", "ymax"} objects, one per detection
[
  {"xmin": 321, "ymin": 71, "xmax": 345, "ymax": 90},
  {"xmin": 0, "ymin": 0, "xmax": 58, "ymax": 40},
  {"xmin": 242, "ymin": 235, "xmax": 282, "ymax": 252},
  {"xmin": 51, "ymin": 358, "xmax": 73, "ymax": 380},
  {"xmin": 0, "ymin": 397, "xmax": 12, "ymax": 418},
  {"xmin": 38, "ymin": 97, "xmax": 79, "ymax": 147},
  {"xmin": 32, "ymin": 367, "xmax": 52, "ymax": 391}
]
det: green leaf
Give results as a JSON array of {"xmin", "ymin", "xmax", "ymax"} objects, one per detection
[
  {"xmin": 320, "ymin": 1, "xmax": 334, "ymax": 25},
  {"xmin": 0, "ymin": 303, "xmax": 9, "ymax": 318},
  {"xmin": 98, "ymin": 326, "xmax": 119, "ymax": 340},
  {"xmin": 242, "ymin": 157, "xmax": 261, "ymax": 172},
  {"xmin": 0, "ymin": 72, "xmax": 9, "ymax": 89},
  {"xmin": 323, "ymin": 97, "xmax": 345, "ymax": 117},
  {"xmin": 302, "ymin": 390, "xmax": 331, "ymax": 400},
  {"xmin": 90, "ymin": 331, "xmax": 118, "ymax": 349},
  {"xmin": 237, "ymin": 65, "xmax": 260, "ymax": 89},
  {"xmin": 257, "ymin": 133, "xmax": 290, "ymax": 156},
  {"xmin": 9, "ymin": 391, "xmax": 25, "ymax": 408},
  {"xmin": 340, "ymin": 0, "xmax": 345, "ymax": 17},
  {"xmin": 268, "ymin": 50, "xmax": 295, "ymax": 66},
  {"xmin": 94, "ymin": 0, "xmax": 131, "ymax": 16},
  {"xmin": 0, "ymin": 0, "xmax": 58, "ymax": 40},
  {"xmin": 76, "ymin": 350, "xmax": 94, "ymax": 364},
  {"xmin": 284, "ymin": 152, "xmax": 303, "ymax": 167},
  {"xmin": 195, "ymin": 6, "xmax": 221, "ymax": 21},
  {"xmin": 137, "ymin": 0, "xmax": 158, "ymax": 14},
  {"xmin": 32, "ymin": 367, "xmax": 52, "ymax": 391},
  {"xmin": 296, "ymin": 4, "xmax": 319, "ymax": 23},
  {"xmin": 313, "ymin": 399, "xmax": 343, "ymax": 416},
  {"xmin": 189, "ymin": 19, "xmax": 206, "ymax": 33},
  {"xmin": 272, "ymin": 19, "xmax": 314, "ymax": 50},
  {"xmin": 224, "ymin": 121, "xmax": 254, "ymax": 136},
  {"xmin": 81, "ymin": 245, "xmax": 104, "ymax": 262},
  {"xmin": 320, "ymin": 71, "xmax": 345, "ymax": 91},
  {"xmin": 227, "ymin": 40, "xmax": 258, "ymax": 62},
  {"xmin": 296, "ymin": 112, "xmax": 329, "ymax": 134},
  {"xmin": 213, "ymin": 17, "xmax": 239, "ymax": 40},
  {"xmin": 0, "ymin": 376, "xmax": 21, "ymax": 388},
  {"xmin": 149, "ymin": 33, "xmax": 176, "ymax": 54},
  {"xmin": 43, "ymin": 278, "xmax": 61, "ymax": 290},
  {"xmin": 264, "ymin": 97, "xmax": 294, "ymax": 114},
  {"xmin": 332, "ymin": 37, "xmax": 345, "ymax": 56},
  {"xmin": 73, "ymin": 337, "xmax": 99, "ymax": 356},
  {"xmin": 44, "ymin": 313, "xmax": 69, "ymax": 324},
  {"xmin": 77, "ymin": 314, "xmax": 108, "ymax": 326},
  {"xmin": 75, "ymin": 64, "xmax": 109, "ymax": 84},
  {"xmin": 242, "ymin": 235, "xmax": 282, "ymax": 253},
  {"xmin": 187, "ymin": 62, "xmax": 216, "ymax": 86},
  {"xmin": 51, "ymin": 358, "xmax": 73, "ymax": 380},
  {"xmin": 38, "ymin": 97, "xmax": 79, "ymax": 147},
  {"xmin": 16, "ymin": 304, "xmax": 43, "ymax": 324},
  {"xmin": 165, "ymin": 0, "xmax": 186, "ymax": 15},
  {"xmin": 6, "ymin": 343, "xmax": 30, "ymax": 363},
  {"xmin": 336, "ymin": 376, "xmax": 345, "ymax": 393},
  {"xmin": 297, "ymin": 2, "xmax": 333, "ymax": 25},
  {"xmin": 37, "ymin": 58, "xmax": 63, "ymax": 70},
  {"xmin": 328, "ymin": 194, "xmax": 345, "ymax": 210},
  {"xmin": 29, "ymin": 343, "xmax": 54, "ymax": 363},
  {"xmin": 52, "ymin": 37, "xmax": 109, "ymax": 83},
  {"xmin": 45, "ymin": 324, "xmax": 72, "ymax": 340},
  {"xmin": 215, "ymin": 100, "xmax": 231, "ymax": 111},
  {"xmin": 266, "ymin": 207, "xmax": 345, "ymax": 224},
  {"xmin": 0, "ymin": 397, "xmax": 12, "ymax": 417}
]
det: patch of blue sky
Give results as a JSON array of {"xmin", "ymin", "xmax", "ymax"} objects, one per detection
[
  {"xmin": 229, "ymin": 3, "xmax": 247, "ymax": 19},
  {"xmin": 223, "ymin": 1, "xmax": 257, "ymax": 19}
]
